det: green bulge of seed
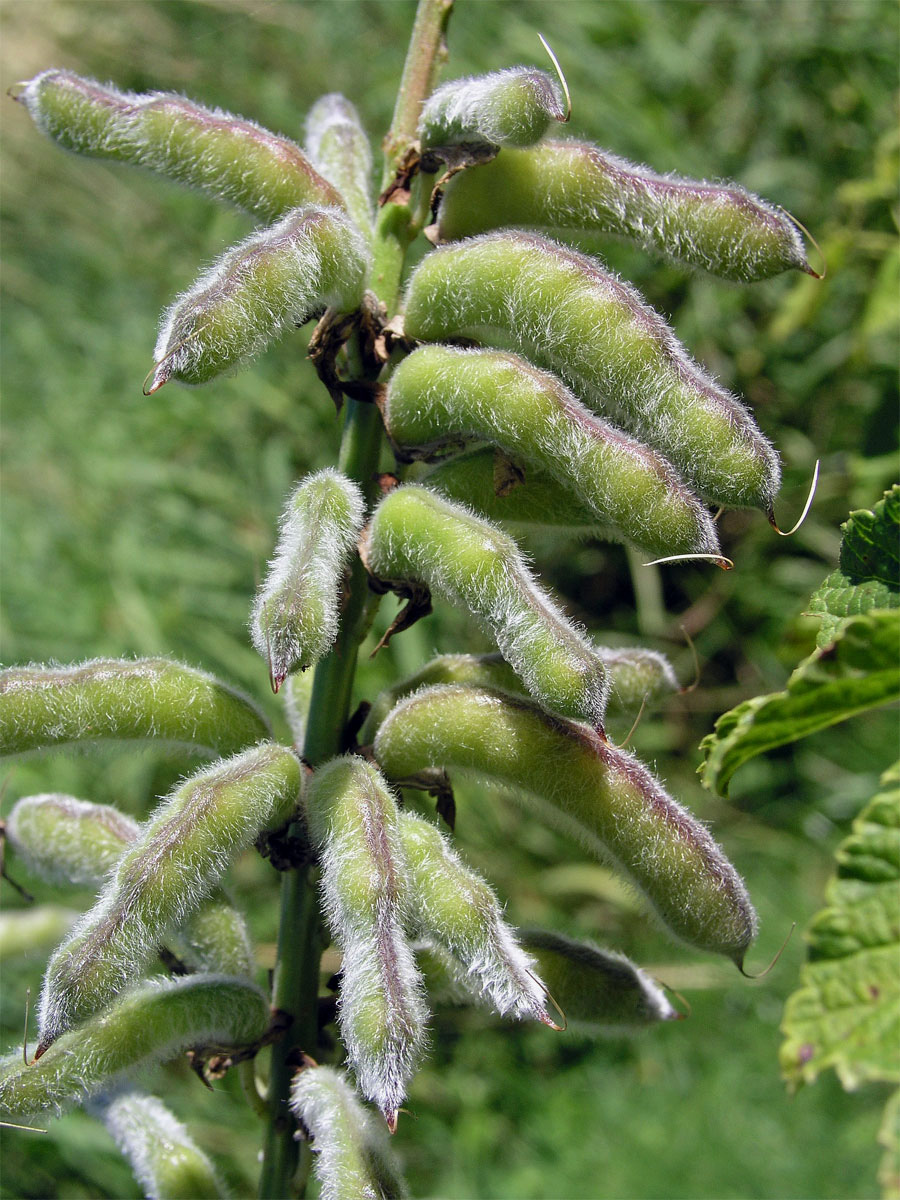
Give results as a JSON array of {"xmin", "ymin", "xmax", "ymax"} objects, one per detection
[
  {"xmin": 363, "ymin": 645, "xmax": 678, "ymax": 743},
  {"xmin": 518, "ymin": 929, "xmax": 677, "ymax": 1030},
  {"xmin": 97, "ymin": 1091, "xmax": 227, "ymax": 1200},
  {"xmin": 289, "ymin": 1065, "xmax": 408, "ymax": 1200},
  {"xmin": 36, "ymin": 743, "xmax": 300, "ymax": 1049},
  {"xmin": 0, "ymin": 975, "xmax": 269, "ymax": 1119},
  {"xmin": 436, "ymin": 142, "xmax": 813, "ymax": 282},
  {"xmin": 151, "ymin": 205, "xmax": 370, "ymax": 390},
  {"xmin": 373, "ymin": 685, "xmax": 757, "ymax": 963},
  {"xmin": 305, "ymin": 93, "xmax": 375, "ymax": 241},
  {"xmin": 6, "ymin": 794, "xmax": 254, "ymax": 979},
  {"xmin": 402, "ymin": 233, "xmax": 780, "ymax": 510},
  {"xmin": 18, "ymin": 70, "xmax": 343, "ymax": 223},
  {"xmin": 251, "ymin": 470, "xmax": 366, "ymax": 690},
  {"xmin": 419, "ymin": 68, "xmax": 566, "ymax": 155},
  {"xmin": 363, "ymin": 485, "xmax": 609, "ymax": 727},
  {"xmin": 383, "ymin": 345, "xmax": 719, "ymax": 557},
  {"xmin": 0, "ymin": 657, "xmax": 270, "ymax": 760}
]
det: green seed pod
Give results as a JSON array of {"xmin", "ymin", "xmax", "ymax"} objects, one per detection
[
  {"xmin": 305, "ymin": 93, "xmax": 375, "ymax": 241},
  {"xmin": 398, "ymin": 811, "xmax": 549, "ymax": 1022},
  {"xmin": 5, "ymin": 793, "xmax": 254, "ymax": 980},
  {"xmin": 0, "ymin": 906, "xmax": 78, "ymax": 961},
  {"xmin": 373, "ymin": 686, "xmax": 757, "ymax": 963},
  {"xmin": 306, "ymin": 756, "xmax": 427, "ymax": 1126},
  {"xmin": 17, "ymin": 70, "xmax": 343, "ymax": 223},
  {"xmin": 95, "ymin": 1090, "xmax": 227, "ymax": 1200},
  {"xmin": 518, "ymin": 929, "xmax": 677, "ymax": 1031},
  {"xmin": 382, "ymin": 345, "xmax": 719, "ymax": 557},
  {"xmin": 403, "ymin": 233, "xmax": 780, "ymax": 510},
  {"xmin": 415, "ymin": 446, "xmax": 613, "ymax": 536},
  {"xmin": 0, "ymin": 657, "xmax": 270, "ymax": 761},
  {"xmin": 150, "ymin": 206, "xmax": 370, "ymax": 391},
  {"xmin": 0, "ymin": 975, "xmax": 268, "ymax": 1118},
  {"xmin": 37, "ymin": 742, "xmax": 300, "ymax": 1050},
  {"xmin": 289, "ymin": 1065, "xmax": 407, "ymax": 1200},
  {"xmin": 436, "ymin": 142, "xmax": 813, "ymax": 281},
  {"xmin": 282, "ymin": 669, "xmax": 315, "ymax": 748},
  {"xmin": 419, "ymin": 68, "xmax": 566, "ymax": 156},
  {"xmin": 363, "ymin": 485, "xmax": 609, "ymax": 728},
  {"xmin": 363, "ymin": 645, "xmax": 678, "ymax": 743},
  {"xmin": 251, "ymin": 470, "xmax": 366, "ymax": 689}
]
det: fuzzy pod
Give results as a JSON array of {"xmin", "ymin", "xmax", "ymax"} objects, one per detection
[
  {"xmin": 518, "ymin": 929, "xmax": 677, "ymax": 1030},
  {"xmin": 306, "ymin": 756, "xmax": 428, "ymax": 1125},
  {"xmin": 362, "ymin": 646, "xmax": 678, "ymax": 743},
  {"xmin": 363, "ymin": 485, "xmax": 609, "ymax": 728},
  {"xmin": 0, "ymin": 657, "xmax": 270, "ymax": 760},
  {"xmin": 402, "ymin": 233, "xmax": 780, "ymax": 510},
  {"xmin": 282, "ymin": 669, "xmax": 315, "ymax": 748},
  {"xmin": 37, "ymin": 742, "xmax": 300, "ymax": 1050},
  {"xmin": 250, "ymin": 470, "xmax": 366, "ymax": 689},
  {"xmin": 0, "ymin": 907, "xmax": 79, "ymax": 961},
  {"xmin": 289, "ymin": 1065, "xmax": 407, "ymax": 1200},
  {"xmin": 373, "ymin": 686, "xmax": 757, "ymax": 964},
  {"xmin": 150, "ymin": 205, "xmax": 370, "ymax": 390},
  {"xmin": 436, "ymin": 141, "xmax": 812, "ymax": 281},
  {"xmin": 305, "ymin": 93, "xmax": 375, "ymax": 241},
  {"xmin": 418, "ymin": 68, "xmax": 566, "ymax": 154},
  {"xmin": 17, "ymin": 69, "xmax": 343, "ymax": 223},
  {"xmin": 95, "ymin": 1090, "xmax": 227, "ymax": 1200},
  {"xmin": 382, "ymin": 345, "xmax": 719, "ymax": 557},
  {"xmin": 398, "ymin": 811, "xmax": 549, "ymax": 1022},
  {"xmin": 5, "ymin": 793, "xmax": 254, "ymax": 979},
  {"xmin": 0, "ymin": 975, "xmax": 268, "ymax": 1119}
]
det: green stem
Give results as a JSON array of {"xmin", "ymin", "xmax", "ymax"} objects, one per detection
[{"xmin": 258, "ymin": 3, "xmax": 452, "ymax": 1195}]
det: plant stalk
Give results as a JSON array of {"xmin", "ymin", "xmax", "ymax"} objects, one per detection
[{"xmin": 258, "ymin": 3, "xmax": 452, "ymax": 1194}]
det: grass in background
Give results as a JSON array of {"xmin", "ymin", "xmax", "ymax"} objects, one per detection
[{"xmin": 1, "ymin": 2, "xmax": 897, "ymax": 1196}]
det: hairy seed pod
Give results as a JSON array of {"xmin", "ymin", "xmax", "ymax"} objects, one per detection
[
  {"xmin": 363, "ymin": 485, "xmax": 609, "ymax": 728},
  {"xmin": 150, "ymin": 206, "xmax": 370, "ymax": 391},
  {"xmin": 0, "ymin": 907, "xmax": 78, "ymax": 961},
  {"xmin": 0, "ymin": 975, "xmax": 268, "ymax": 1118},
  {"xmin": 5, "ymin": 793, "xmax": 255, "ymax": 979},
  {"xmin": 251, "ymin": 470, "xmax": 366, "ymax": 689},
  {"xmin": 419, "ymin": 68, "xmax": 566, "ymax": 155},
  {"xmin": 37, "ymin": 743, "xmax": 300, "ymax": 1050},
  {"xmin": 398, "ymin": 811, "xmax": 548, "ymax": 1022},
  {"xmin": 382, "ymin": 345, "xmax": 719, "ymax": 557},
  {"xmin": 403, "ymin": 233, "xmax": 780, "ymax": 510},
  {"xmin": 518, "ymin": 929, "xmax": 677, "ymax": 1030},
  {"xmin": 373, "ymin": 686, "xmax": 757, "ymax": 963},
  {"xmin": 305, "ymin": 93, "xmax": 375, "ymax": 241},
  {"xmin": 289, "ymin": 1065, "xmax": 407, "ymax": 1200},
  {"xmin": 95, "ymin": 1090, "xmax": 227, "ymax": 1200},
  {"xmin": 436, "ymin": 142, "xmax": 813, "ymax": 281},
  {"xmin": 17, "ymin": 69, "xmax": 343, "ymax": 223},
  {"xmin": 0, "ymin": 657, "xmax": 270, "ymax": 760},
  {"xmin": 363, "ymin": 646, "xmax": 678, "ymax": 743},
  {"xmin": 306, "ymin": 756, "xmax": 427, "ymax": 1126}
]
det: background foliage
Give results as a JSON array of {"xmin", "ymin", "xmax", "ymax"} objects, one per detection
[{"xmin": 1, "ymin": 1, "xmax": 897, "ymax": 1196}]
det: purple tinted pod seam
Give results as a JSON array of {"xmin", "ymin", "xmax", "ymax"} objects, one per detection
[
  {"xmin": 402, "ymin": 232, "xmax": 781, "ymax": 511},
  {"xmin": 36, "ymin": 742, "xmax": 301, "ymax": 1050},
  {"xmin": 362, "ymin": 485, "xmax": 609, "ymax": 728},
  {"xmin": 436, "ymin": 141, "xmax": 813, "ymax": 281},
  {"xmin": 382, "ymin": 344, "xmax": 720, "ymax": 557},
  {"xmin": 150, "ymin": 206, "xmax": 370, "ymax": 390},
  {"xmin": 17, "ymin": 69, "xmax": 343, "ymax": 223},
  {"xmin": 373, "ymin": 685, "xmax": 757, "ymax": 964}
]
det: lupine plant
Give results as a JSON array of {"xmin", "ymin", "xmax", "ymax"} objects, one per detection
[{"xmin": 1, "ymin": 2, "xmax": 823, "ymax": 1196}]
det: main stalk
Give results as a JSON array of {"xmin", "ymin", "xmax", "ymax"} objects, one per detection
[{"xmin": 258, "ymin": 3, "xmax": 452, "ymax": 1195}]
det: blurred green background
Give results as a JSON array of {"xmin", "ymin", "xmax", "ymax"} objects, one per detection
[{"xmin": 1, "ymin": 1, "xmax": 897, "ymax": 1197}]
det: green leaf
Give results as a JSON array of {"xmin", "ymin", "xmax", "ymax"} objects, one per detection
[
  {"xmin": 808, "ymin": 486, "xmax": 900, "ymax": 647},
  {"xmin": 781, "ymin": 764, "xmax": 900, "ymax": 1093},
  {"xmin": 700, "ymin": 610, "xmax": 900, "ymax": 796}
]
